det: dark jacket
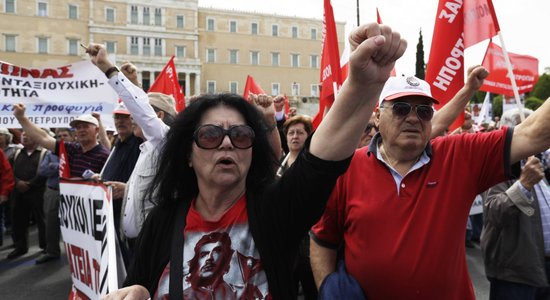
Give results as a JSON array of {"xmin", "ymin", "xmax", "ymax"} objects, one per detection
[
  {"xmin": 481, "ymin": 179, "xmax": 549, "ymax": 287},
  {"xmin": 124, "ymin": 148, "xmax": 351, "ymax": 299}
]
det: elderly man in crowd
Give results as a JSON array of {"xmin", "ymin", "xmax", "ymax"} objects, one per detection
[
  {"xmin": 12, "ymin": 111, "xmax": 110, "ymax": 178},
  {"xmin": 8, "ymin": 132, "xmax": 47, "ymax": 259},
  {"xmin": 309, "ymin": 31, "xmax": 550, "ymax": 298}
]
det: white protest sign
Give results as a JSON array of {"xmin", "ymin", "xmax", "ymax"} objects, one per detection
[
  {"xmin": 0, "ymin": 60, "xmax": 117, "ymax": 128},
  {"xmin": 469, "ymin": 194, "xmax": 483, "ymax": 216},
  {"xmin": 60, "ymin": 180, "xmax": 122, "ymax": 299}
]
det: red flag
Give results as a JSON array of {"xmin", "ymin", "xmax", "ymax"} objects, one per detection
[
  {"xmin": 148, "ymin": 56, "xmax": 185, "ymax": 112},
  {"xmin": 243, "ymin": 75, "xmax": 265, "ymax": 100},
  {"xmin": 376, "ymin": 8, "xmax": 397, "ymax": 77},
  {"xmin": 376, "ymin": 7, "xmax": 383, "ymax": 26},
  {"xmin": 426, "ymin": 0, "xmax": 500, "ymax": 131},
  {"xmin": 480, "ymin": 42, "xmax": 539, "ymax": 96},
  {"xmin": 58, "ymin": 141, "xmax": 71, "ymax": 179},
  {"xmin": 314, "ymin": 0, "xmax": 342, "ymax": 129},
  {"xmin": 283, "ymin": 94, "xmax": 290, "ymax": 115}
]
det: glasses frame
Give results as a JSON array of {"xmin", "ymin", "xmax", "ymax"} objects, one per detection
[
  {"xmin": 193, "ymin": 124, "xmax": 255, "ymax": 149},
  {"xmin": 381, "ymin": 102, "xmax": 434, "ymax": 121}
]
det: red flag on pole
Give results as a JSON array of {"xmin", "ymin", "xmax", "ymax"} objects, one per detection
[
  {"xmin": 425, "ymin": 0, "xmax": 500, "ymax": 131},
  {"xmin": 243, "ymin": 75, "xmax": 265, "ymax": 100},
  {"xmin": 58, "ymin": 141, "xmax": 71, "ymax": 179},
  {"xmin": 313, "ymin": 0, "xmax": 342, "ymax": 129},
  {"xmin": 480, "ymin": 42, "xmax": 539, "ymax": 96},
  {"xmin": 148, "ymin": 56, "xmax": 185, "ymax": 112}
]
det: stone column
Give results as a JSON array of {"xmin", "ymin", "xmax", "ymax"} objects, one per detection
[
  {"xmin": 185, "ymin": 72, "xmax": 191, "ymax": 97},
  {"xmin": 194, "ymin": 73, "xmax": 201, "ymax": 95}
]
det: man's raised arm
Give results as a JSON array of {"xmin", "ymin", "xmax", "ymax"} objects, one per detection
[
  {"xmin": 310, "ymin": 23, "xmax": 407, "ymax": 161},
  {"xmin": 430, "ymin": 65, "xmax": 489, "ymax": 138},
  {"xmin": 511, "ymin": 96, "xmax": 550, "ymax": 163},
  {"xmin": 12, "ymin": 103, "xmax": 56, "ymax": 151}
]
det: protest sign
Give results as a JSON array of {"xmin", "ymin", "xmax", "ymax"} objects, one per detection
[
  {"xmin": 469, "ymin": 195, "xmax": 483, "ymax": 215},
  {"xmin": 60, "ymin": 180, "xmax": 123, "ymax": 299},
  {"xmin": 0, "ymin": 60, "xmax": 118, "ymax": 128}
]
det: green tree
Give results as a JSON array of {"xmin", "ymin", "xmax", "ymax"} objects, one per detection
[
  {"xmin": 471, "ymin": 91, "xmax": 486, "ymax": 103},
  {"xmin": 525, "ymin": 96, "xmax": 544, "ymax": 110},
  {"xmin": 415, "ymin": 29, "xmax": 425, "ymax": 80},
  {"xmin": 532, "ymin": 73, "xmax": 550, "ymax": 100},
  {"xmin": 492, "ymin": 95, "xmax": 503, "ymax": 118}
]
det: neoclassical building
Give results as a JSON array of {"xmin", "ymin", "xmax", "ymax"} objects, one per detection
[{"xmin": 0, "ymin": 0, "xmax": 345, "ymax": 99}]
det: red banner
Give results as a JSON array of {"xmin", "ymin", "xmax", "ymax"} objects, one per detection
[
  {"xmin": 148, "ymin": 56, "xmax": 185, "ymax": 112},
  {"xmin": 426, "ymin": 0, "xmax": 499, "ymax": 130},
  {"xmin": 313, "ymin": 0, "xmax": 342, "ymax": 129},
  {"xmin": 480, "ymin": 42, "xmax": 539, "ymax": 96},
  {"xmin": 242, "ymin": 75, "xmax": 265, "ymax": 100}
]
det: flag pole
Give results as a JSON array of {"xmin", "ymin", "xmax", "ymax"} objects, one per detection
[
  {"xmin": 356, "ymin": 0, "xmax": 360, "ymax": 26},
  {"xmin": 497, "ymin": 31, "xmax": 525, "ymax": 121}
]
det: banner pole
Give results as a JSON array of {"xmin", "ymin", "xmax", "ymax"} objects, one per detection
[{"xmin": 497, "ymin": 31, "xmax": 525, "ymax": 121}]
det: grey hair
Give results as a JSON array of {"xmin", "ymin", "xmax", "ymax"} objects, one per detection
[
  {"xmin": 500, "ymin": 108, "xmax": 533, "ymax": 127},
  {"xmin": 0, "ymin": 128, "xmax": 13, "ymax": 144}
]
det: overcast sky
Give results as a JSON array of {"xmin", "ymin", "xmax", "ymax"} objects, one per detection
[{"xmin": 199, "ymin": 0, "xmax": 549, "ymax": 78}]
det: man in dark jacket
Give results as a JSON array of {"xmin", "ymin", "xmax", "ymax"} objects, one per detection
[
  {"xmin": 482, "ymin": 108, "xmax": 550, "ymax": 300},
  {"xmin": 8, "ymin": 132, "xmax": 47, "ymax": 259}
]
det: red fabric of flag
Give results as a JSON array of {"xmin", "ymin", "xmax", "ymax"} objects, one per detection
[
  {"xmin": 243, "ymin": 75, "xmax": 265, "ymax": 100},
  {"xmin": 426, "ymin": 0, "xmax": 499, "ymax": 131},
  {"xmin": 148, "ymin": 56, "xmax": 185, "ymax": 112},
  {"xmin": 284, "ymin": 94, "xmax": 290, "ymax": 115},
  {"xmin": 314, "ymin": 0, "xmax": 342, "ymax": 129},
  {"xmin": 480, "ymin": 42, "xmax": 539, "ymax": 97},
  {"xmin": 58, "ymin": 141, "xmax": 71, "ymax": 179}
]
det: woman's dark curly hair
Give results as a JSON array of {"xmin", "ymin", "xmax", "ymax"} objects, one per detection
[{"xmin": 148, "ymin": 93, "xmax": 278, "ymax": 208}]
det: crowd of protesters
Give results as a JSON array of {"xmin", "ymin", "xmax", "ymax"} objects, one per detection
[{"xmin": 2, "ymin": 23, "xmax": 550, "ymax": 300}]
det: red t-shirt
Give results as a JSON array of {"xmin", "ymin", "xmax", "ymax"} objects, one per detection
[
  {"xmin": 154, "ymin": 195, "xmax": 270, "ymax": 300},
  {"xmin": 311, "ymin": 128, "xmax": 511, "ymax": 299}
]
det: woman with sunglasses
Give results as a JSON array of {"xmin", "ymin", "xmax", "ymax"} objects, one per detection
[{"xmin": 103, "ymin": 23, "xmax": 406, "ymax": 299}]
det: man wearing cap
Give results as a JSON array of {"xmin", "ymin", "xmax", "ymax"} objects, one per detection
[
  {"xmin": 88, "ymin": 101, "xmax": 142, "ymax": 266},
  {"xmin": 308, "ymin": 50, "xmax": 550, "ymax": 298},
  {"xmin": 12, "ymin": 108, "xmax": 110, "ymax": 178}
]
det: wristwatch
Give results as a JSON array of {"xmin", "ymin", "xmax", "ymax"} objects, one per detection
[{"xmin": 104, "ymin": 66, "xmax": 120, "ymax": 78}]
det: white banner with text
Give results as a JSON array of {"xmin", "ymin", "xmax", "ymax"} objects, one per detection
[{"xmin": 0, "ymin": 60, "xmax": 118, "ymax": 128}]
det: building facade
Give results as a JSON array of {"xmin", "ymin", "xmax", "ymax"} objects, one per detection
[{"xmin": 0, "ymin": 0, "xmax": 345, "ymax": 99}]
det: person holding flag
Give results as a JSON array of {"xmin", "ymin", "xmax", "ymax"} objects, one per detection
[{"xmin": 310, "ymin": 22, "xmax": 550, "ymax": 300}]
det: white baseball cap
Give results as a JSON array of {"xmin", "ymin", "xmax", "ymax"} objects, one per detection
[
  {"xmin": 69, "ymin": 114, "xmax": 99, "ymax": 128},
  {"xmin": 379, "ymin": 76, "xmax": 439, "ymax": 105},
  {"xmin": 112, "ymin": 102, "xmax": 131, "ymax": 115}
]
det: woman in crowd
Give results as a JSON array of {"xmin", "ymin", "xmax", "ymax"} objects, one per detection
[
  {"xmin": 276, "ymin": 115, "xmax": 317, "ymax": 299},
  {"xmin": 110, "ymin": 94, "xmax": 351, "ymax": 299},
  {"xmin": 277, "ymin": 115, "xmax": 313, "ymax": 177}
]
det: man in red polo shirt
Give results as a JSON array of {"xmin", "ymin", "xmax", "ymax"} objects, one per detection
[{"xmin": 310, "ymin": 59, "xmax": 550, "ymax": 298}]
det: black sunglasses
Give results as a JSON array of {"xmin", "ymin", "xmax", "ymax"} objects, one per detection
[
  {"xmin": 193, "ymin": 124, "xmax": 255, "ymax": 149},
  {"xmin": 382, "ymin": 102, "xmax": 434, "ymax": 121}
]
